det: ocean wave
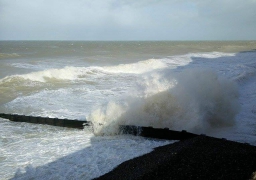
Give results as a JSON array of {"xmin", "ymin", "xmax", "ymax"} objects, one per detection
[
  {"xmin": 0, "ymin": 59, "xmax": 168, "ymax": 83},
  {"xmin": 189, "ymin": 52, "xmax": 236, "ymax": 59},
  {"xmin": 0, "ymin": 53, "xmax": 20, "ymax": 59},
  {"xmin": 0, "ymin": 52, "xmax": 237, "ymax": 84},
  {"xmin": 164, "ymin": 52, "xmax": 236, "ymax": 68},
  {"xmin": 104, "ymin": 59, "xmax": 168, "ymax": 74},
  {"xmin": 88, "ymin": 69, "xmax": 240, "ymax": 135},
  {"xmin": 10, "ymin": 63, "xmax": 42, "ymax": 70},
  {"xmin": 233, "ymin": 63, "xmax": 256, "ymax": 83}
]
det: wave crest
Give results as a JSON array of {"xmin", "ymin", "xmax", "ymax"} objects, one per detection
[
  {"xmin": 0, "ymin": 59, "xmax": 168, "ymax": 83},
  {"xmin": 88, "ymin": 69, "xmax": 240, "ymax": 135}
]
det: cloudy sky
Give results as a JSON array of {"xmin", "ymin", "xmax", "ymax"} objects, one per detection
[{"xmin": 0, "ymin": 0, "xmax": 256, "ymax": 40}]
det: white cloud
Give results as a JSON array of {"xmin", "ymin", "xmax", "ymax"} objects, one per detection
[{"xmin": 0, "ymin": 0, "xmax": 255, "ymax": 40}]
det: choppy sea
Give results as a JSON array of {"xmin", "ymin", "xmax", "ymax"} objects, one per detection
[{"xmin": 0, "ymin": 41, "xmax": 256, "ymax": 179}]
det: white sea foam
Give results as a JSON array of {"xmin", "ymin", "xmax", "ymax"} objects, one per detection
[
  {"xmin": 89, "ymin": 69, "xmax": 240, "ymax": 135},
  {"xmin": 2, "ymin": 88, "xmax": 104, "ymax": 119},
  {"xmin": 189, "ymin": 52, "xmax": 236, "ymax": 59},
  {"xmin": 0, "ymin": 118, "xmax": 172, "ymax": 180},
  {"xmin": 0, "ymin": 58, "xmax": 168, "ymax": 83},
  {"xmin": 1, "ymin": 42, "xmax": 256, "ymax": 180},
  {"xmin": 0, "ymin": 53, "xmax": 19, "ymax": 58},
  {"xmin": 165, "ymin": 52, "xmax": 235, "ymax": 67},
  {"xmin": 0, "ymin": 52, "xmax": 236, "ymax": 84},
  {"xmin": 10, "ymin": 63, "xmax": 42, "ymax": 70},
  {"xmin": 104, "ymin": 58, "xmax": 168, "ymax": 74},
  {"xmin": 18, "ymin": 66, "xmax": 94, "ymax": 82}
]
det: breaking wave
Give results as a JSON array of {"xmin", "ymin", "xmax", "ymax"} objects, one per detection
[
  {"xmin": 88, "ymin": 69, "xmax": 240, "ymax": 135},
  {"xmin": 0, "ymin": 53, "xmax": 20, "ymax": 59},
  {"xmin": 104, "ymin": 59, "xmax": 168, "ymax": 74},
  {"xmin": 189, "ymin": 52, "xmax": 235, "ymax": 59},
  {"xmin": 0, "ymin": 52, "xmax": 236, "ymax": 84},
  {"xmin": 0, "ymin": 59, "xmax": 167, "ymax": 83}
]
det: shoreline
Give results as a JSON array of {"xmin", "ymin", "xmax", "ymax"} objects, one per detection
[{"xmin": 96, "ymin": 135, "xmax": 256, "ymax": 180}]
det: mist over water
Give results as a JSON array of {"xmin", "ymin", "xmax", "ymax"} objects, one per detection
[
  {"xmin": 0, "ymin": 41, "xmax": 256, "ymax": 179},
  {"xmin": 89, "ymin": 69, "xmax": 240, "ymax": 135}
]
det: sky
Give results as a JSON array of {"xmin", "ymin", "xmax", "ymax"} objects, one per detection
[{"xmin": 0, "ymin": 0, "xmax": 256, "ymax": 41}]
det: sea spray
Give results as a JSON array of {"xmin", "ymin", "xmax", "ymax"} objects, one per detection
[
  {"xmin": 88, "ymin": 101, "xmax": 126, "ymax": 136},
  {"xmin": 1, "ymin": 42, "xmax": 256, "ymax": 179},
  {"xmin": 88, "ymin": 69, "xmax": 240, "ymax": 135}
]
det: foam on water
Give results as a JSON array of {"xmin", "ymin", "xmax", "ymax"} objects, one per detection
[
  {"xmin": 10, "ymin": 63, "xmax": 43, "ymax": 70},
  {"xmin": 0, "ymin": 118, "xmax": 172, "ymax": 179},
  {"xmin": 163, "ymin": 52, "xmax": 235, "ymax": 67},
  {"xmin": 89, "ymin": 69, "xmax": 240, "ymax": 135},
  {"xmin": 2, "ymin": 88, "xmax": 104, "ymax": 119},
  {"xmin": 0, "ymin": 53, "xmax": 20, "ymax": 59},
  {"xmin": 104, "ymin": 58, "xmax": 168, "ymax": 74},
  {"xmin": 0, "ymin": 58, "xmax": 168, "ymax": 83},
  {"xmin": 189, "ymin": 51, "xmax": 236, "ymax": 59},
  {"xmin": 0, "ymin": 43, "xmax": 256, "ymax": 179},
  {"xmin": 86, "ymin": 50, "xmax": 256, "ymax": 144}
]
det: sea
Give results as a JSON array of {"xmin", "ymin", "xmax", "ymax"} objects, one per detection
[{"xmin": 0, "ymin": 41, "xmax": 256, "ymax": 179}]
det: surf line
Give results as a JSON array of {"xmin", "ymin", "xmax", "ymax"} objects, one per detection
[{"xmin": 0, "ymin": 113, "xmax": 199, "ymax": 140}]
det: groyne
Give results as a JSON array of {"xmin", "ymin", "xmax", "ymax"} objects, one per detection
[
  {"xmin": 0, "ymin": 113, "xmax": 89, "ymax": 129},
  {"xmin": 0, "ymin": 113, "xmax": 198, "ymax": 140},
  {"xmin": 119, "ymin": 125, "xmax": 198, "ymax": 140}
]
